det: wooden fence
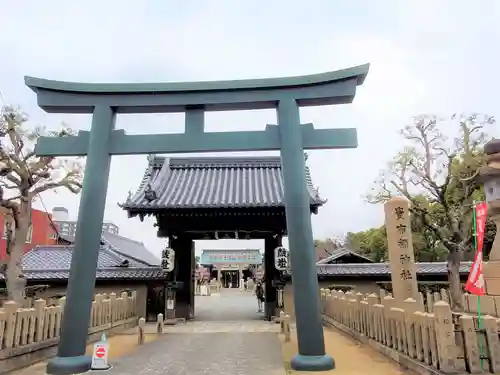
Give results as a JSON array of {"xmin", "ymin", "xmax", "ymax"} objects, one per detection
[
  {"xmin": 0, "ymin": 291, "xmax": 137, "ymax": 360},
  {"xmin": 321, "ymin": 289, "xmax": 500, "ymax": 374}
]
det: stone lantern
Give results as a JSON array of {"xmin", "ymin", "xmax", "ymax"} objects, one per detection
[{"xmin": 479, "ymin": 139, "xmax": 500, "ymax": 295}]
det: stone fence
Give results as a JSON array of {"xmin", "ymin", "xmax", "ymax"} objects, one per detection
[
  {"xmin": 0, "ymin": 291, "xmax": 138, "ymax": 373},
  {"xmin": 422, "ymin": 288, "xmax": 500, "ymax": 318},
  {"xmin": 321, "ymin": 289, "xmax": 500, "ymax": 374},
  {"xmin": 356, "ymin": 287, "xmax": 500, "ymax": 318}
]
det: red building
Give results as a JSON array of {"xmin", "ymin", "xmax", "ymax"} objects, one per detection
[{"xmin": 0, "ymin": 208, "xmax": 57, "ymax": 260}]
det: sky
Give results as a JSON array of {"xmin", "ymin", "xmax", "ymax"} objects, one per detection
[{"xmin": 0, "ymin": 0, "xmax": 498, "ymax": 257}]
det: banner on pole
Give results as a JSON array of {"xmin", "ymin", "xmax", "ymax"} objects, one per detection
[{"xmin": 465, "ymin": 202, "xmax": 488, "ymax": 296}]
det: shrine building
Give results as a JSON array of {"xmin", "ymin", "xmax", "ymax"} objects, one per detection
[{"xmin": 199, "ymin": 249, "xmax": 262, "ymax": 288}]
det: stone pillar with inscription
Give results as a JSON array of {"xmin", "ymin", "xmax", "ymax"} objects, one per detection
[{"xmin": 384, "ymin": 197, "xmax": 419, "ymax": 303}]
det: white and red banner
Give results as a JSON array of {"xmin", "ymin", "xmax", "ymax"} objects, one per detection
[{"xmin": 465, "ymin": 202, "xmax": 488, "ymax": 296}]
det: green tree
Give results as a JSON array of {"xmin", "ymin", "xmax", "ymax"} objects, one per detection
[
  {"xmin": 345, "ymin": 227, "xmax": 387, "ymax": 261},
  {"xmin": 343, "ymin": 211, "xmax": 449, "ymax": 263},
  {"xmin": 0, "ymin": 106, "xmax": 82, "ymax": 304},
  {"xmin": 367, "ymin": 113, "xmax": 495, "ymax": 310}
]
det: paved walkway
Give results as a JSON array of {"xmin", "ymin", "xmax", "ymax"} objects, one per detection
[
  {"xmin": 105, "ymin": 289, "xmax": 285, "ymax": 375},
  {"xmin": 194, "ymin": 288, "xmax": 264, "ymax": 322}
]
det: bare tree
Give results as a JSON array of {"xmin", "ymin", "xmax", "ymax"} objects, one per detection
[
  {"xmin": 0, "ymin": 105, "xmax": 83, "ymax": 304},
  {"xmin": 367, "ymin": 114, "xmax": 495, "ymax": 310}
]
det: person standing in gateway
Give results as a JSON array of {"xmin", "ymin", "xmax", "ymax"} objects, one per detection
[{"xmin": 255, "ymin": 281, "xmax": 265, "ymax": 312}]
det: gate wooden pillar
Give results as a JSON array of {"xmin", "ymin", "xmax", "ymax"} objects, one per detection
[
  {"xmin": 190, "ymin": 239, "xmax": 195, "ymax": 318},
  {"xmin": 264, "ymin": 235, "xmax": 281, "ymax": 321},
  {"xmin": 171, "ymin": 235, "xmax": 194, "ymax": 320}
]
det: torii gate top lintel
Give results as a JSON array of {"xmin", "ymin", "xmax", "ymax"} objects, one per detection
[{"xmin": 24, "ymin": 63, "xmax": 369, "ymax": 114}]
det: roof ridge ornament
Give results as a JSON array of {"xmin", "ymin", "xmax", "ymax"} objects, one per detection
[{"xmin": 143, "ymin": 184, "xmax": 157, "ymax": 202}]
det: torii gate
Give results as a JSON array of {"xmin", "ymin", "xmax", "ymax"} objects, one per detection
[{"xmin": 25, "ymin": 63, "xmax": 369, "ymax": 374}]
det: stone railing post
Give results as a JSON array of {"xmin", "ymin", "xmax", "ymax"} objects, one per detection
[
  {"xmin": 2, "ymin": 301, "xmax": 18, "ymax": 349},
  {"xmin": 279, "ymin": 311, "xmax": 285, "ymax": 333},
  {"xmin": 366, "ymin": 294, "xmax": 379, "ymax": 339},
  {"xmin": 355, "ymin": 292, "xmax": 364, "ymax": 333},
  {"xmin": 433, "ymin": 301, "xmax": 458, "ymax": 373},
  {"xmin": 283, "ymin": 314, "xmax": 291, "ymax": 342},
  {"xmin": 156, "ymin": 313, "xmax": 164, "ymax": 334},
  {"xmin": 382, "ymin": 295, "xmax": 395, "ymax": 348},
  {"xmin": 403, "ymin": 298, "xmax": 417, "ymax": 358},
  {"xmin": 94, "ymin": 294, "xmax": 104, "ymax": 326},
  {"xmin": 426, "ymin": 291, "xmax": 434, "ymax": 312},
  {"xmin": 131, "ymin": 291, "xmax": 137, "ymax": 315},
  {"xmin": 109, "ymin": 292, "xmax": 117, "ymax": 324},
  {"xmin": 121, "ymin": 292, "xmax": 129, "ymax": 319},
  {"xmin": 34, "ymin": 299, "xmax": 46, "ymax": 342},
  {"xmin": 459, "ymin": 314, "xmax": 481, "ymax": 373},
  {"xmin": 58, "ymin": 296, "xmax": 66, "ymax": 313},
  {"xmin": 483, "ymin": 315, "xmax": 500, "ymax": 373},
  {"xmin": 138, "ymin": 317, "xmax": 145, "ymax": 345}
]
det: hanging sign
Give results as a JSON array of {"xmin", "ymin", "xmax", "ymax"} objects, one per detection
[
  {"xmin": 274, "ymin": 246, "xmax": 289, "ymax": 271},
  {"xmin": 166, "ymin": 299, "xmax": 175, "ymax": 310},
  {"xmin": 161, "ymin": 247, "xmax": 175, "ymax": 272}
]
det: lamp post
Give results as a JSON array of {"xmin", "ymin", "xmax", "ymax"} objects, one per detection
[{"xmin": 479, "ymin": 139, "xmax": 500, "ymax": 295}]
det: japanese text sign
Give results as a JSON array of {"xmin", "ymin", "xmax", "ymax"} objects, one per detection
[{"xmin": 384, "ymin": 197, "xmax": 418, "ymax": 302}]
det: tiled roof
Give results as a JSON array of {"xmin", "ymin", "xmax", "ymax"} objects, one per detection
[
  {"xmin": 121, "ymin": 155, "xmax": 325, "ymax": 210},
  {"xmin": 102, "ymin": 232, "xmax": 160, "ymax": 266},
  {"xmin": 0, "ymin": 245, "xmax": 165, "ymax": 281},
  {"xmin": 20, "ymin": 268, "xmax": 164, "ymax": 281},
  {"xmin": 317, "ymin": 262, "xmax": 472, "ymax": 277},
  {"xmin": 316, "ymin": 248, "xmax": 374, "ymax": 264},
  {"xmin": 57, "ymin": 232, "xmax": 160, "ymax": 267}
]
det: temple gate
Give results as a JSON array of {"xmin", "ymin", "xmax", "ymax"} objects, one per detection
[
  {"xmin": 121, "ymin": 155, "xmax": 323, "ymax": 319},
  {"xmin": 199, "ymin": 249, "xmax": 263, "ymax": 288}
]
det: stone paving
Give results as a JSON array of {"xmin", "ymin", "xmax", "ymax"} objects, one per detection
[
  {"xmin": 195, "ymin": 288, "xmax": 265, "ymax": 321},
  {"xmin": 103, "ymin": 332, "xmax": 284, "ymax": 375},
  {"xmin": 103, "ymin": 289, "xmax": 286, "ymax": 375}
]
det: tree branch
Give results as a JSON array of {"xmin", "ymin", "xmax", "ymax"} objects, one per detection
[
  {"xmin": 29, "ymin": 172, "xmax": 82, "ymax": 198},
  {"xmin": 0, "ymin": 180, "xmax": 19, "ymax": 190}
]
